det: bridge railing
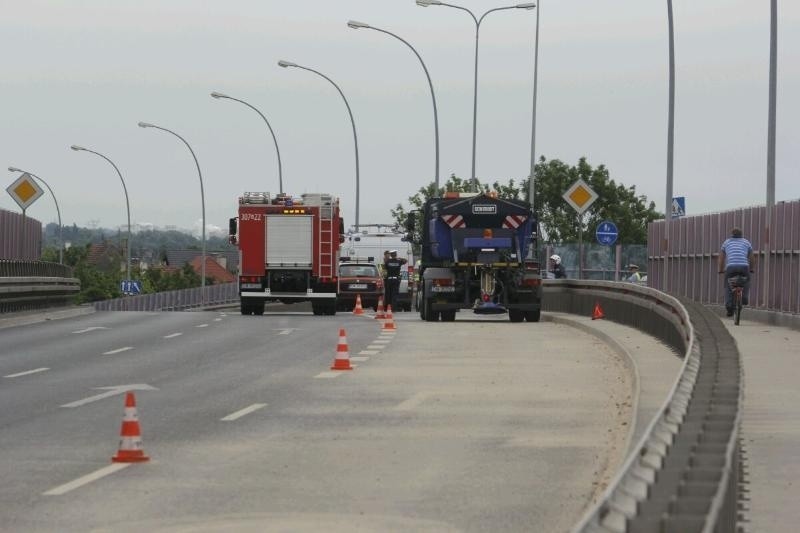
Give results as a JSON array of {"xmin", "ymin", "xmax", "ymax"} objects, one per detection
[
  {"xmin": 92, "ymin": 282, "xmax": 238, "ymax": 311},
  {"xmin": 0, "ymin": 260, "xmax": 79, "ymax": 313},
  {"xmin": 543, "ymin": 280, "xmax": 741, "ymax": 533}
]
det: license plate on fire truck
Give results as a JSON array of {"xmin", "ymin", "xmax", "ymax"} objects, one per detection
[{"xmin": 349, "ymin": 283, "xmax": 367, "ymax": 290}]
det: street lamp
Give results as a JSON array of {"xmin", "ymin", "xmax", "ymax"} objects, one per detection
[
  {"xmin": 210, "ymin": 91, "xmax": 284, "ymax": 194},
  {"xmin": 348, "ymin": 20, "xmax": 441, "ymax": 193},
  {"xmin": 70, "ymin": 146, "xmax": 132, "ymax": 282},
  {"xmin": 8, "ymin": 167, "xmax": 63, "ymax": 264},
  {"xmin": 137, "ymin": 121, "xmax": 207, "ymax": 292},
  {"xmin": 278, "ymin": 60, "xmax": 361, "ymax": 230},
  {"xmin": 417, "ymin": 1, "xmax": 536, "ymax": 190},
  {"xmin": 664, "ymin": 0, "xmax": 676, "ymax": 291},
  {"xmin": 528, "ymin": 1, "xmax": 540, "ymax": 209}
]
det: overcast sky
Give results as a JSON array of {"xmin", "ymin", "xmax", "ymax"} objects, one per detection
[{"xmin": 2, "ymin": 0, "xmax": 798, "ymax": 236}]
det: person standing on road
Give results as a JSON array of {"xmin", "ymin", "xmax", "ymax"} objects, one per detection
[
  {"xmin": 383, "ymin": 250, "xmax": 406, "ymax": 311},
  {"xmin": 549, "ymin": 255, "xmax": 567, "ymax": 279},
  {"xmin": 718, "ymin": 227, "xmax": 755, "ymax": 317},
  {"xmin": 626, "ymin": 264, "xmax": 642, "ymax": 283}
]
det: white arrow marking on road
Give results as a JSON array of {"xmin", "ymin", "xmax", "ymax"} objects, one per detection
[
  {"xmin": 60, "ymin": 384, "xmax": 158, "ymax": 408},
  {"xmin": 72, "ymin": 326, "xmax": 109, "ymax": 334},
  {"xmin": 220, "ymin": 403, "xmax": 268, "ymax": 421},
  {"xmin": 103, "ymin": 346, "xmax": 133, "ymax": 355},
  {"xmin": 43, "ymin": 463, "xmax": 130, "ymax": 495},
  {"xmin": 4, "ymin": 367, "xmax": 50, "ymax": 378}
]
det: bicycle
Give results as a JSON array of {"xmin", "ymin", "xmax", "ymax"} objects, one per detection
[{"xmin": 728, "ymin": 274, "xmax": 748, "ymax": 326}]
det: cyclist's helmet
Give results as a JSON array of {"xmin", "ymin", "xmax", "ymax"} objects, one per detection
[{"xmin": 550, "ymin": 254, "xmax": 561, "ymax": 265}]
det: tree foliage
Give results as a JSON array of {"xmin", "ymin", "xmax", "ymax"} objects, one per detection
[{"xmin": 391, "ymin": 158, "xmax": 662, "ymax": 245}]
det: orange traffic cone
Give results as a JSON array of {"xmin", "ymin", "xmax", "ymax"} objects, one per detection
[
  {"xmin": 331, "ymin": 328, "xmax": 353, "ymax": 370},
  {"xmin": 112, "ymin": 392, "xmax": 150, "ymax": 463},
  {"xmin": 352, "ymin": 294, "xmax": 365, "ymax": 316},
  {"xmin": 382, "ymin": 305, "xmax": 396, "ymax": 331},
  {"xmin": 374, "ymin": 296, "xmax": 385, "ymax": 320},
  {"xmin": 592, "ymin": 301, "xmax": 605, "ymax": 320}
]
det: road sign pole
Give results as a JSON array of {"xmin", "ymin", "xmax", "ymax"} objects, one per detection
[
  {"xmin": 577, "ymin": 213, "xmax": 583, "ymax": 280},
  {"xmin": 20, "ymin": 208, "xmax": 26, "ymax": 259}
]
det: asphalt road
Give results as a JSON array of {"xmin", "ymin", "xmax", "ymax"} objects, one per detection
[{"xmin": 0, "ymin": 306, "xmax": 633, "ymax": 532}]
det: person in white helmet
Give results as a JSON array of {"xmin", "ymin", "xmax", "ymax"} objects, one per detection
[{"xmin": 549, "ymin": 254, "xmax": 567, "ymax": 279}]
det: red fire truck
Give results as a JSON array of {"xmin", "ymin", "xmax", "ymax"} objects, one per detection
[{"xmin": 229, "ymin": 192, "xmax": 345, "ymax": 316}]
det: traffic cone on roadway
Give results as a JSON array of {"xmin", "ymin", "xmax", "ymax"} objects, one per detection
[
  {"xmin": 352, "ymin": 294, "xmax": 365, "ymax": 315},
  {"xmin": 331, "ymin": 328, "xmax": 353, "ymax": 370},
  {"xmin": 374, "ymin": 296, "xmax": 385, "ymax": 320},
  {"xmin": 592, "ymin": 301, "xmax": 605, "ymax": 321},
  {"xmin": 382, "ymin": 305, "xmax": 396, "ymax": 331},
  {"xmin": 112, "ymin": 392, "xmax": 150, "ymax": 463}
]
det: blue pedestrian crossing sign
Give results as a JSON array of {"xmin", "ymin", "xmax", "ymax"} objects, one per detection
[
  {"xmin": 672, "ymin": 196, "xmax": 686, "ymax": 218},
  {"xmin": 121, "ymin": 280, "xmax": 141, "ymax": 295},
  {"xmin": 596, "ymin": 220, "xmax": 618, "ymax": 246}
]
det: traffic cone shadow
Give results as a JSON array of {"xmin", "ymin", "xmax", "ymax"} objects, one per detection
[
  {"xmin": 353, "ymin": 294, "xmax": 365, "ymax": 316},
  {"xmin": 592, "ymin": 301, "xmax": 605, "ymax": 320},
  {"xmin": 112, "ymin": 392, "xmax": 150, "ymax": 463},
  {"xmin": 331, "ymin": 328, "xmax": 353, "ymax": 370}
]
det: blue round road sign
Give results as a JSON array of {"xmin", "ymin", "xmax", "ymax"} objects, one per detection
[{"xmin": 596, "ymin": 220, "xmax": 618, "ymax": 246}]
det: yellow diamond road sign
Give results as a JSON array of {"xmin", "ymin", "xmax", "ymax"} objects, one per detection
[
  {"xmin": 6, "ymin": 172, "xmax": 44, "ymax": 211},
  {"xmin": 563, "ymin": 178, "xmax": 598, "ymax": 215}
]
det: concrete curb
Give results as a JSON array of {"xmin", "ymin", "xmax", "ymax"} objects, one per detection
[{"xmin": 0, "ymin": 305, "xmax": 95, "ymax": 330}]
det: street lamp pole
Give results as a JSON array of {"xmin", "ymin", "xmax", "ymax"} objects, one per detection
[
  {"xmin": 528, "ymin": 1, "xmax": 540, "ymax": 208},
  {"xmin": 764, "ymin": 0, "xmax": 777, "ymax": 307},
  {"xmin": 210, "ymin": 92, "xmax": 284, "ymax": 194},
  {"xmin": 70, "ymin": 146, "xmax": 132, "ymax": 282},
  {"xmin": 347, "ymin": 20, "xmax": 440, "ymax": 193},
  {"xmin": 417, "ymin": 1, "xmax": 536, "ymax": 191},
  {"xmin": 8, "ymin": 167, "xmax": 63, "ymax": 264},
  {"xmin": 278, "ymin": 60, "xmax": 361, "ymax": 230},
  {"xmin": 664, "ymin": 0, "xmax": 676, "ymax": 292},
  {"xmin": 137, "ymin": 122, "xmax": 207, "ymax": 291}
]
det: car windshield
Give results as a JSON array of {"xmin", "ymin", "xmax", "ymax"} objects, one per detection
[{"xmin": 339, "ymin": 265, "xmax": 378, "ymax": 278}]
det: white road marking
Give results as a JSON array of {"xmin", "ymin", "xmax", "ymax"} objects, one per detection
[
  {"xmin": 213, "ymin": 318, "xmax": 222, "ymax": 322},
  {"xmin": 359, "ymin": 350, "xmax": 380, "ymax": 356},
  {"xmin": 4, "ymin": 367, "xmax": 49, "ymax": 378},
  {"xmin": 351, "ymin": 356, "xmax": 369, "ymax": 362},
  {"xmin": 221, "ymin": 403, "xmax": 267, "ymax": 421},
  {"xmin": 380, "ymin": 330, "xmax": 396, "ymax": 335},
  {"xmin": 367, "ymin": 345, "xmax": 383, "ymax": 350},
  {"xmin": 102, "ymin": 347, "xmax": 133, "ymax": 355},
  {"xmin": 195, "ymin": 324, "xmax": 209, "ymax": 328},
  {"xmin": 394, "ymin": 392, "xmax": 431, "ymax": 411},
  {"xmin": 60, "ymin": 384, "xmax": 157, "ymax": 408},
  {"xmin": 314, "ymin": 371, "xmax": 341, "ymax": 379},
  {"xmin": 163, "ymin": 332, "xmax": 183, "ymax": 339},
  {"xmin": 43, "ymin": 463, "xmax": 130, "ymax": 496},
  {"xmin": 72, "ymin": 326, "xmax": 109, "ymax": 334},
  {"xmin": 372, "ymin": 340, "xmax": 391, "ymax": 345},
  {"xmin": 103, "ymin": 346, "xmax": 133, "ymax": 355},
  {"xmin": 277, "ymin": 329, "xmax": 294, "ymax": 335}
]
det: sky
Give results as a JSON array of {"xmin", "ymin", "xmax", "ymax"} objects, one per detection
[{"xmin": 1, "ymin": 0, "xmax": 798, "ymax": 237}]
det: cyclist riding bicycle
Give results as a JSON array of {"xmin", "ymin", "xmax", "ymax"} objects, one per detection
[{"xmin": 718, "ymin": 227, "xmax": 755, "ymax": 317}]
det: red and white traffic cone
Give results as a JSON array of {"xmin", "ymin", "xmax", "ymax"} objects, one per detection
[
  {"xmin": 382, "ymin": 305, "xmax": 396, "ymax": 331},
  {"xmin": 353, "ymin": 294, "xmax": 365, "ymax": 315},
  {"xmin": 112, "ymin": 392, "xmax": 150, "ymax": 463},
  {"xmin": 331, "ymin": 328, "xmax": 353, "ymax": 370},
  {"xmin": 374, "ymin": 296, "xmax": 385, "ymax": 320}
]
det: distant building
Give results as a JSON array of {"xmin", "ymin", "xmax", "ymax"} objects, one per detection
[
  {"xmin": 86, "ymin": 241, "xmax": 123, "ymax": 273},
  {"xmin": 165, "ymin": 249, "xmax": 238, "ymax": 274},
  {"xmin": 190, "ymin": 255, "xmax": 236, "ymax": 284}
]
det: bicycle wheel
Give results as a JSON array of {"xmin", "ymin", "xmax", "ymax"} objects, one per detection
[{"xmin": 734, "ymin": 289, "xmax": 742, "ymax": 326}]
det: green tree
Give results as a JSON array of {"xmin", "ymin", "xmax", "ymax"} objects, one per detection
[{"xmin": 391, "ymin": 158, "xmax": 662, "ymax": 245}]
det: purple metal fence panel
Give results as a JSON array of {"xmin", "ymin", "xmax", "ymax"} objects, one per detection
[
  {"xmin": 0, "ymin": 209, "xmax": 42, "ymax": 260},
  {"xmin": 649, "ymin": 200, "xmax": 800, "ymax": 314},
  {"xmin": 92, "ymin": 282, "xmax": 238, "ymax": 312}
]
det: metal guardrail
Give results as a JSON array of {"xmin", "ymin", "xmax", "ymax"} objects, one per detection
[
  {"xmin": 542, "ymin": 280, "xmax": 741, "ymax": 532},
  {"xmin": 93, "ymin": 282, "xmax": 238, "ymax": 311},
  {"xmin": 0, "ymin": 260, "xmax": 79, "ymax": 313}
]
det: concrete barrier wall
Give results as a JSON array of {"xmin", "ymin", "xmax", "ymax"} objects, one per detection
[{"xmin": 543, "ymin": 280, "xmax": 742, "ymax": 532}]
